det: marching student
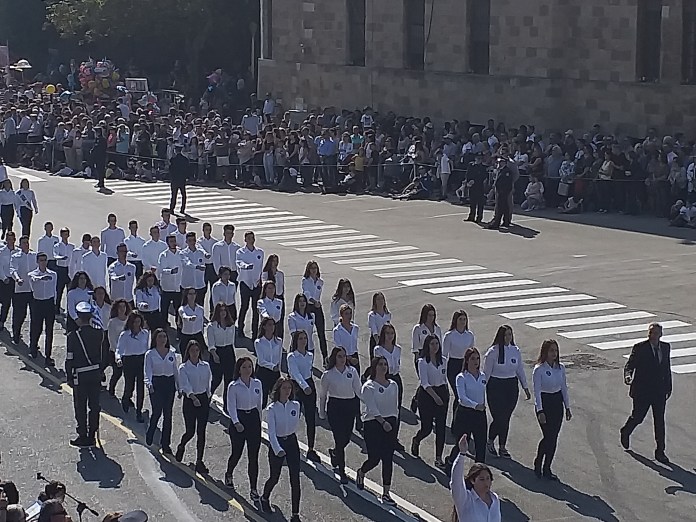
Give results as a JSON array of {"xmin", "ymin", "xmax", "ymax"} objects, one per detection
[
  {"xmin": 212, "ymin": 224, "xmax": 240, "ymax": 285},
  {"xmin": 174, "ymin": 217, "xmax": 188, "ymax": 249},
  {"xmin": 330, "ymin": 278, "xmax": 356, "ymax": 326},
  {"xmin": 178, "ymin": 287, "xmax": 206, "ymax": 353},
  {"xmin": 443, "ymin": 310, "xmax": 476, "ymax": 415},
  {"xmin": 236, "ymin": 230, "xmax": 264, "ymax": 339},
  {"xmin": 175, "ymin": 339, "xmax": 212, "ymax": 474},
  {"xmin": 144, "ymin": 327, "xmax": 179, "ymax": 454},
  {"xmin": 367, "ymin": 292, "xmax": 391, "ymax": 360},
  {"xmin": 287, "ymin": 293, "xmax": 315, "ymax": 353},
  {"xmin": 356, "ymin": 356, "xmax": 399, "ymax": 506},
  {"xmin": 409, "ymin": 304, "xmax": 443, "ymax": 412},
  {"xmin": 69, "ymin": 234, "xmax": 92, "ymax": 279},
  {"xmin": 411, "ymin": 334, "xmax": 449, "ymax": 469},
  {"xmin": 106, "ymin": 299, "xmax": 131, "ymax": 397},
  {"xmin": 66, "ymin": 271, "xmax": 94, "ymax": 332},
  {"xmin": 319, "ymin": 346, "xmax": 362, "ymax": 485},
  {"xmin": 115, "ymin": 310, "xmax": 149, "ymax": 423},
  {"xmin": 81, "ymin": 236, "xmax": 108, "ymax": 288},
  {"xmin": 92, "ymin": 286, "xmax": 112, "ymax": 327},
  {"xmin": 260, "ymin": 376, "xmax": 303, "ymax": 522},
  {"xmin": 532, "ymin": 339, "xmax": 572, "ymax": 480},
  {"xmin": 0, "ymin": 179, "xmax": 15, "ymax": 240},
  {"xmin": 287, "ymin": 330, "xmax": 320, "ymax": 462},
  {"xmin": 211, "ymin": 266, "xmax": 237, "ymax": 317},
  {"xmin": 9, "ymin": 235, "xmax": 36, "ymax": 345},
  {"xmin": 0, "ymin": 231, "xmax": 17, "ymax": 332},
  {"xmin": 28, "ymin": 252, "xmax": 57, "ymax": 365},
  {"xmin": 124, "ymin": 220, "xmax": 146, "ymax": 279},
  {"xmin": 301, "ymin": 260, "xmax": 327, "ymax": 360},
  {"xmin": 262, "ymin": 254, "xmax": 285, "ymax": 338},
  {"xmin": 450, "ymin": 435, "xmax": 501, "ymax": 522},
  {"xmin": 333, "ymin": 303, "xmax": 360, "ymax": 370},
  {"xmin": 208, "ymin": 302, "xmax": 237, "ymax": 413},
  {"xmin": 257, "ymin": 280, "xmax": 283, "ymax": 337},
  {"xmin": 196, "ymin": 222, "xmax": 218, "ymax": 305},
  {"xmin": 374, "ymin": 323, "xmax": 404, "ymax": 446},
  {"xmin": 37, "ymin": 221, "xmax": 59, "ymax": 272},
  {"xmin": 141, "ymin": 226, "xmax": 167, "ymax": 275},
  {"xmin": 155, "ymin": 207, "xmax": 177, "ymax": 237},
  {"xmin": 135, "ymin": 271, "xmax": 162, "ymax": 332},
  {"xmin": 483, "ymin": 325, "xmax": 530, "ymax": 459},
  {"xmin": 100, "ymin": 213, "xmax": 126, "ymax": 266},
  {"xmin": 181, "ymin": 232, "xmax": 207, "ymax": 305},
  {"xmin": 53, "ymin": 227, "xmax": 74, "ymax": 313},
  {"xmin": 448, "ymin": 347, "xmax": 488, "ymax": 467},
  {"xmin": 108, "ymin": 243, "xmax": 136, "ymax": 307},
  {"xmin": 158, "ymin": 234, "xmax": 183, "ymax": 330},
  {"xmin": 255, "ymin": 316, "xmax": 282, "ymax": 407},
  {"xmin": 225, "ymin": 356, "xmax": 263, "ymax": 502},
  {"xmin": 15, "ymin": 178, "xmax": 39, "ymax": 238}
]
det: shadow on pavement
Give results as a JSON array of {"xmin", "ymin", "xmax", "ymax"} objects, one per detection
[
  {"xmin": 627, "ymin": 450, "xmax": 696, "ymax": 495},
  {"xmin": 500, "ymin": 498, "xmax": 531, "ymax": 521},
  {"xmin": 76, "ymin": 447, "xmax": 124, "ymax": 488},
  {"xmin": 392, "ymin": 451, "xmax": 450, "ymax": 488}
]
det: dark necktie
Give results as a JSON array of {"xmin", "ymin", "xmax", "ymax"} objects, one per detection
[{"xmin": 653, "ymin": 344, "xmax": 661, "ymax": 364}]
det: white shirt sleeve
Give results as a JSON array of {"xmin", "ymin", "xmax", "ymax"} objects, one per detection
[
  {"xmin": 532, "ymin": 365, "xmax": 544, "ymax": 412},
  {"xmin": 418, "ymin": 359, "xmax": 431, "ymax": 388},
  {"xmin": 265, "ymin": 406, "xmax": 283, "ymax": 456},
  {"xmin": 227, "ymin": 384, "xmax": 239, "ymax": 423}
]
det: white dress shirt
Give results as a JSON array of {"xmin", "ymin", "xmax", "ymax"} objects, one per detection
[
  {"xmin": 483, "ymin": 344, "xmax": 528, "ymax": 388},
  {"xmin": 100, "ymin": 226, "xmax": 126, "ymax": 259},
  {"xmin": 144, "ymin": 348, "xmax": 180, "ymax": 388},
  {"xmin": 135, "ymin": 286, "xmax": 161, "ymax": 312},
  {"xmin": 236, "ymin": 246, "xmax": 264, "ymax": 288},
  {"xmin": 124, "ymin": 234, "xmax": 146, "ymax": 263},
  {"xmin": 374, "ymin": 344, "xmax": 402, "ymax": 375},
  {"xmin": 361, "ymin": 379, "xmax": 399, "ymax": 421},
  {"xmin": 10, "ymin": 250, "xmax": 37, "ymax": 293},
  {"xmin": 115, "ymin": 329, "xmax": 149, "ymax": 360},
  {"xmin": 287, "ymin": 311, "xmax": 315, "ymax": 351},
  {"xmin": 262, "ymin": 270, "xmax": 285, "ymax": 296},
  {"xmin": 69, "ymin": 246, "xmax": 89, "ymax": 278},
  {"xmin": 330, "ymin": 298, "xmax": 354, "ymax": 325},
  {"xmin": 451, "ymin": 453, "xmax": 501, "ymax": 522},
  {"xmin": 37, "ymin": 235, "xmax": 59, "ymax": 260},
  {"xmin": 443, "ymin": 329, "xmax": 476, "ymax": 360},
  {"xmin": 108, "ymin": 261, "xmax": 136, "ymax": 302},
  {"xmin": 28, "ymin": 268, "xmax": 57, "ymax": 299},
  {"xmin": 226, "ymin": 378, "xmax": 263, "ymax": 422},
  {"xmin": 266, "ymin": 400, "xmax": 301, "ymax": 455},
  {"xmin": 156, "ymin": 220, "xmax": 177, "ymax": 237},
  {"xmin": 207, "ymin": 322, "xmax": 236, "ymax": 348},
  {"xmin": 367, "ymin": 311, "xmax": 392, "ymax": 336},
  {"xmin": 255, "ymin": 336, "xmax": 282, "ymax": 370},
  {"xmin": 174, "ymin": 230, "xmax": 187, "ymax": 250},
  {"xmin": 532, "ymin": 362, "xmax": 570, "ymax": 412},
  {"xmin": 178, "ymin": 304, "xmax": 204, "ymax": 334},
  {"xmin": 287, "ymin": 349, "xmax": 315, "ymax": 391},
  {"xmin": 418, "ymin": 358, "xmax": 448, "ymax": 388},
  {"xmin": 107, "ymin": 317, "xmax": 127, "ymax": 352},
  {"xmin": 181, "ymin": 247, "xmax": 206, "ymax": 289},
  {"xmin": 158, "ymin": 249, "xmax": 183, "ymax": 292},
  {"xmin": 15, "ymin": 189, "xmax": 38, "ymax": 214},
  {"xmin": 212, "ymin": 239, "xmax": 240, "ymax": 274},
  {"xmin": 67, "ymin": 287, "xmax": 92, "ymax": 320},
  {"xmin": 178, "ymin": 360, "xmax": 212, "ymax": 397},
  {"xmin": 333, "ymin": 322, "xmax": 359, "ymax": 356},
  {"xmin": 258, "ymin": 296, "xmax": 283, "ymax": 322},
  {"xmin": 81, "ymin": 250, "xmax": 108, "ymax": 288},
  {"xmin": 211, "ymin": 280, "xmax": 236, "ymax": 306},
  {"xmin": 301, "ymin": 276, "xmax": 323, "ymax": 304},
  {"xmin": 456, "ymin": 371, "xmax": 487, "ymax": 409},
  {"xmin": 411, "ymin": 323, "xmax": 443, "ymax": 354},
  {"xmin": 0, "ymin": 244, "xmax": 17, "ymax": 280},
  {"xmin": 141, "ymin": 239, "xmax": 167, "ymax": 273},
  {"xmin": 53, "ymin": 241, "xmax": 74, "ymax": 268},
  {"xmin": 196, "ymin": 235, "xmax": 218, "ymax": 264},
  {"xmin": 319, "ymin": 365, "xmax": 362, "ymax": 417}
]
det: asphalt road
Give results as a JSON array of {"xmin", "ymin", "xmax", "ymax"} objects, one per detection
[{"xmin": 2, "ymin": 167, "xmax": 696, "ymax": 522}]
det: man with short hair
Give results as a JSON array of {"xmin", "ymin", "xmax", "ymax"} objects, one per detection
[
  {"xmin": 235, "ymin": 231, "xmax": 264, "ymax": 339},
  {"xmin": 108, "ymin": 243, "xmax": 136, "ymax": 307},
  {"xmin": 100, "ymin": 213, "xmax": 126, "ymax": 266},
  {"xmin": 169, "ymin": 144, "xmax": 189, "ymax": 215},
  {"xmin": 158, "ymin": 234, "xmax": 183, "ymax": 330},
  {"xmin": 52, "ymin": 227, "xmax": 74, "ymax": 313},
  {"xmin": 9, "ymin": 235, "xmax": 36, "ymax": 344},
  {"xmin": 181, "ymin": 232, "xmax": 207, "ymax": 305},
  {"xmin": 142, "ymin": 226, "xmax": 167, "ymax": 275},
  {"xmin": 28, "ymin": 252, "xmax": 57, "ymax": 364},
  {"xmin": 0, "ymin": 231, "xmax": 17, "ymax": 331},
  {"xmin": 124, "ymin": 220, "xmax": 145, "ymax": 279},
  {"xmin": 82, "ymin": 236, "xmax": 108, "ymax": 288}
]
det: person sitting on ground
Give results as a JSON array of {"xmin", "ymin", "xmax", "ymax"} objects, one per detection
[
  {"xmin": 53, "ymin": 164, "xmax": 75, "ymax": 177},
  {"xmin": 5, "ymin": 504, "xmax": 27, "ymax": 522},
  {"xmin": 670, "ymin": 199, "xmax": 696, "ymax": 227},
  {"xmin": 394, "ymin": 168, "xmax": 433, "ymax": 200},
  {"xmin": 669, "ymin": 199, "xmax": 684, "ymax": 223},
  {"xmin": 521, "ymin": 174, "xmax": 545, "ymax": 211},
  {"xmin": 77, "ymin": 161, "xmax": 93, "ymax": 179},
  {"xmin": 560, "ymin": 195, "xmax": 583, "ymax": 214},
  {"xmin": 455, "ymin": 180, "xmax": 468, "ymax": 204}
]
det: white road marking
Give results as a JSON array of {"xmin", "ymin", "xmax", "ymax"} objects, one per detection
[
  {"xmin": 446, "ymin": 287, "xmax": 568, "ymax": 302},
  {"xmin": 222, "ymin": 215, "xmax": 314, "ymax": 226},
  {"xmin": 318, "ymin": 246, "xmax": 418, "ymax": 259},
  {"xmin": 377, "ymin": 265, "xmax": 485, "ymax": 279},
  {"xmin": 258, "ymin": 225, "xmax": 344, "ymax": 238},
  {"xmin": 198, "ymin": 210, "xmax": 292, "ymax": 221},
  {"xmin": 527, "ymin": 311, "xmax": 656, "ymax": 329},
  {"xmin": 353, "ymin": 258, "xmax": 461, "ymax": 271},
  {"xmin": 435, "ymin": 279, "xmax": 539, "ymax": 295},
  {"xmin": 591, "ymin": 332, "xmax": 696, "ymax": 350},
  {"xmin": 623, "ymin": 347, "xmax": 696, "ymax": 360},
  {"xmin": 560, "ymin": 320, "xmax": 689, "ymax": 339},
  {"xmin": 296, "ymin": 240, "xmax": 395, "ymax": 252},
  {"xmin": 8, "ymin": 170, "xmax": 45, "ymax": 183},
  {"xmin": 399, "ymin": 272, "xmax": 512, "ymax": 287},
  {"xmin": 336, "ymin": 252, "xmax": 439, "ymax": 265},
  {"xmin": 671, "ymin": 363, "xmax": 696, "ymax": 374},
  {"xmin": 502, "ymin": 302, "xmax": 625, "ymax": 320},
  {"xmin": 475, "ymin": 293, "xmax": 596, "ymax": 309},
  {"xmin": 428, "ymin": 212, "xmax": 468, "ymax": 219},
  {"xmin": 192, "ymin": 206, "xmax": 280, "ymax": 217},
  {"xmin": 183, "ymin": 199, "xmax": 258, "ymax": 209},
  {"xmin": 136, "ymin": 189, "xmax": 209, "ymax": 200},
  {"xmin": 281, "ymin": 234, "xmax": 378, "ymax": 246},
  {"xmin": 221, "ymin": 219, "xmax": 324, "ymax": 229}
]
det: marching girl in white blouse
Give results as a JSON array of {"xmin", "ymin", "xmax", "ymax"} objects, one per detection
[
  {"xmin": 178, "ymin": 287, "xmax": 206, "ymax": 355},
  {"xmin": 330, "ymin": 278, "xmax": 356, "ymax": 326},
  {"xmin": 144, "ymin": 327, "xmax": 180, "ymax": 454},
  {"xmin": 532, "ymin": 339, "xmax": 571, "ymax": 480},
  {"xmin": 66, "ymin": 271, "xmax": 94, "ymax": 332},
  {"xmin": 254, "ymin": 316, "xmax": 282, "ymax": 408},
  {"xmin": 287, "ymin": 330, "xmax": 320, "ymax": 462},
  {"xmin": 287, "ymin": 293, "xmax": 315, "ymax": 353},
  {"xmin": 91, "ymin": 286, "xmax": 112, "ymax": 327},
  {"xmin": 106, "ymin": 298, "xmax": 131, "ymax": 396},
  {"xmin": 207, "ymin": 302, "xmax": 237, "ymax": 413},
  {"xmin": 257, "ymin": 280, "xmax": 283, "ymax": 338},
  {"xmin": 262, "ymin": 254, "xmax": 285, "ymax": 339},
  {"xmin": 115, "ymin": 311, "xmax": 149, "ymax": 423},
  {"xmin": 332, "ymin": 303, "xmax": 360, "ymax": 371},
  {"xmin": 450, "ymin": 437, "xmax": 501, "ymax": 522},
  {"xmin": 301, "ymin": 260, "xmax": 327, "ymax": 360},
  {"xmin": 175, "ymin": 339, "xmax": 212, "ymax": 474},
  {"xmin": 367, "ymin": 292, "xmax": 391, "ymax": 360},
  {"xmin": 260, "ymin": 376, "xmax": 303, "ymax": 521},
  {"xmin": 225, "ymin": 356, "xmax": 263, "ymax": 502},
  {"xmin": 482, "ymin": 325, "xmax": 530, "ymax": 459},
  {"xmin": 409, "ymin": 304, "xmax": 442, "ymax": 413},
  {"xmin": 211, "ymin": 265, "xmax": 237, "ymax": 318},
  {"xmin": 373, "ymin": 323, "xmax": 404, "ymax": 448},
  {"xmin": 443, "ymin": 310, "xmax": 475, "ymax": 416},
  {"xmin": 411, "ymin": 334, "xmax": 449, "ymax": 469},
  {"xmin": 135, "ymin": 270, "xmax": 162, "ymax": 332}
]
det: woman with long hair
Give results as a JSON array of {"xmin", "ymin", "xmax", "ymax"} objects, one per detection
[
  {"xmin": 208, "ymin": 302, "xmax": 237, "ymax": 413},
  {"xmin": 115, "ymin": 310, "xmax": 149, "ymax": 422},
  {"xmin": 225, "ymin": 356, "xmax": 263, "ymax": 503},
  {"xmin": 178, "ymin": 287, "xmax": 206, "ymax": 354},
  {"xmin": 356, "ymin": 356, "xmax": 399, "ymax": 506},
  {"xmin": 257, "ymin": 279, "xmax": 283, "ymax": 338},
  {"xmin": 319, "ymin": 346, "xmax": 362, "ymax": 485},
  {"xmin": 374, "ymin": 323, "xmax": 404, "ymax": 448},
  {"xmin": 15, "ymin": 178, "xmax": 39, "ymax": 238},
  {"xmin": 91, "ymin": 285, "xmax": 112, "ymax": 326},
  {"xmin": 332, "ymin": 303, "xmax": 360, "ymax": 371},
  {"xmin": 367, "ymin": 292, "xmax": 391, "ymax": 360},
  {"xmin": 144, "ymin": 327, "xmax": 179, "ymax": 454},
  {"xmin": 532, "ymin": 339, "xmax": 571, "ymax": 480},
  {"xmin": 287, "ymin": 293, "xmax": 315, "ymax": 353},
  {"xmin": 66, "ymin": 271, "xmax": 94, "ymax": 332},
  {"xmin": 135, "ymin": 270, "xmax": 162, "ymax": 332},
  {"xmin": 482, "ymin": 325, "xmax": 530, "ymax": 459},
  {"xmin": 330, "ymin": 278, "xmax": 356, "ymax": 326},
  {"xmin": 409, "ymin": 304, "xmax": 442, "ymax": 413},
  {"xmin": 287, "ymin": 330, "xmax": 320, "ymax": 462},
  {"xmin": 0, "ymin": 179, "xmax": 15, "ymax": 240},
  {"xmin": 106, "ymin": 298, "xmax": 131, "ymax": 396},
  {"xmin": 450, "ymin": 435, "xmax": 500, "ymax": 522},
  {"xmin": 262, "ymin": 254, "xmax": 285, "ymax": 338},
  {"xmin": 301, "ymin": 260, "xmax": 327, "ymax": 360},
  {"xmin": 443, "ymin": 310, "xmax": 475, "ymax": 416},
  {"xmin": 175, "ymin": 340, "xmax": 212, "ymax": 474},
  {"xmin": 211, "ymin": 265, "xmax": 237, "ymax": 318},
  {"xmin": 255, "ymin": 316, "xmax": 282, "ymax": 407},
  {"xmin": 411, "ymin": 334, "xmax": 449, "ymax": 469}
]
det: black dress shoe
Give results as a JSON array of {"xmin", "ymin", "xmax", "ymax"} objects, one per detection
[
  {"xmin": 122, "ymin": 398, "xmax": 131, "ymax": 413},
  {"xmin": 410, "ymin": 437, "xmax": 420, "ymax": 458},
  {"xmin": 534, "ymin": 457, "xmax": 543, "ymax": 478},
  {"xmin": 175, "ymin": 444, "xmax": 185, "ymax": 462},
  {"xmin": 259, "ymin": 497, "xmax": 272, "ymax": 513},
  {"xmin": 543, "ymin": 470, "xmax": 559, "ymax": 481},
  {"xmin": 69, "ymin": 436, "xmax": 91, "ymax": 448},
  {"xmin": 136, "ymin": 411, "xmax": 145, "ymax": 423},
  {"xmin": 620, "ymin": 428, "xmax": 630, "ymax": 450},
  {"xmin": 195, "ymin": 461, "xmax": 209, "ymax": 474},
  {"xmin": 45, "ymin": 357, "xmax": 55, "ymax": 367},
  {"xmin": 655, "ymin": 452, "xmax": 671, "ymax": 464},
  {"xmin": 161, "ymin": 446, "xmax": 173, "ymax": 455}
]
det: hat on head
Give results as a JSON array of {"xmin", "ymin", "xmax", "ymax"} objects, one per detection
[
  {"xmin": 76, "ymin": 301, "xmax": 93, "ymax": 314},
  {"xmin": 564, "ymin": 129, "xmax": 574, "ymax": 136},
  {"xmin": 118, "ymin": 511, "xmax": 148, "ymax": 522}
]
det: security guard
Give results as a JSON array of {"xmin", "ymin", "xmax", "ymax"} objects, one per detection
[{"xmin": 66, "ymin": 301, "xmax": 109, "ymax": 447}]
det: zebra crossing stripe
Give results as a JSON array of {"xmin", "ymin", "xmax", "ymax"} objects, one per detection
[
  {"xmin": 671, "ymin": 363, "xmax": 696, "ymax": 374},
  {"xmin": 258, "ymin": 226, "xmax": 344, "ymax": 238},
  {"xmin": 218, "ymin": 220, "xmax": 324, "ymax": 229},
  {"xmin": 623, "ymin": 347, "xmax": 696, "ymax": 360},
  {"xmin": 281, "ymin": 234, "xmax": 378, "ymax": 246},
  {"xmin": 447, "ymin": 287, "xmax": 568, "ymax": 303},
  {"xmin": 435, "ymin": 280, "xmax": 539, "ymax": 296},
  {"xmin": 296, "ymin": 240, "xmax": 396, "ymax": 252},
  {"xmin": 502, "ymin": 303, "xmax": 625, "ymax": 320},
  {"xmin": 377, "ymin": 266, "xmax": 485, "ymax": 279},
  {"xmin": 317, "ymin": 246, "xmax": 417, "ymax": 259},
  {"xmin": 560, "ymin": 320, "xmax": 689, "ymax": 339},
  {"xmin": 475, "ymin": 294, "xmax": 596, "ymax": 309},
  {"xmin": 335, "ymin": 252, "xmax": 439, "ymax": 265},
  {"xmin": 399, "ymin": 272, "xmax": 512, "ymax": 287},
  {"xmin": 353, "ymin": 259, "xmax": 462, "ymax": 272},
  {"xmin": 591, "ymin": 332, "xmax": 696, "ymax": 350},
  {"xmin": 527, "ymin": 311, "xmax": 656, "ymax": 329}
]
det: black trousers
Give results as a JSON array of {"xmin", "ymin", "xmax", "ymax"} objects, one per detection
[
  {"xmin": 0, "ymin": 204, "xmax": 13, "ymax": 238},
  {"xmin": 30, "ymin": 297, "xmax": 55, "ymax": 357},
  {"xmin": 160, "ymin": 291, "xmax": 181, "ymax": 330},
  {"xmin": 327, "ymin": 396, "xmax": 359, "ymax": 473},
  {"xmin": 227, "ymin": 408, "xmax": 262, "ymax": 490},
  {"xmin": 535, "ymin": 391, "xmax": 564, "ymax": 471},
  {"xmin": 170, "ymin": 183, "xmax": 187, "ymax": 213},
  {"xmin": 11, "ymin": 291, "xmax": 31, "ymax": 339},
  {"xmin": 19, "ymin": 206, "xmax": 33, "ymax": 238},
  {"xmin": 211, "ymin": 344, "xmax": 236, "ymax": 411},
  {"xmin": 107, "ymin": 350, "xmax": 123, "ymax": 393},
  {"xmin": 147, "ymin": 375, "xmax": 176, "ymax": 448},
  {"xmin": 73, "ymin": 373, "xmax": 101, "ymax": 438},
  {"xmin": 238, "ymin": 282, "xmax": 261, "ymax": 338},
  {"xmin": 276, "ymin": 295, "xmax": 285, "ymax": 339},
  {"xmin": 179, "ymin": 331, "xmax": 206, "ymax": 355},
  {"xmin": 141, "ymin": 310, "xmax": 162, "ymax": 333},
  {"xmin": 387, "ymin": 373, "xmax": 404, "ymax": 439},
  {"xmin": 179, "ymin": 393, "xmax": 210, "ymax": 462},
  {"xmin": 3, "ymin": 134, "xmax": 17, "ymax": 164},
  {"xmin": 122, "ymin": 353, "xmax": 145, "ymax": 412},
  {"xmin": 360, "ymin": 417, "xmax": 398, "ymax": 486},
  {"xmin": 256, "ymin": 366, "xmax": 280, "ymax": 408},
  {"xmin": 369, "ymin": 335, "xmax": 377, "ymax": 360},
  {"xmin": 490, "ymin": 190, "xmax": 512, "ymax": 227},
  {"xmin": 295, "ymin": 378, "xmax": 317, "ymax": 448},
  {"xmin": 263, "ymin": 434, "xmax": 301, "ymax": 514},
  {"xmin": 414, "ymin": 384, "xmax": 449, "ymax": 457},
  {"xmin": 55, "ymin": 266, "xmax": 70, "ymax": 309},
  {"xmin": 447, "ymin": 357, "xmax": 464, "ymax": 415},
  {"xmin": 0, "ymin": 278, "xmax": 14, "ymax": 326},
  {"xmin": 468, "ymin": 189, "xmax": 485, "ymax": 221},
  {"xmin": 487, "ymin": 376, "xmax": 519, "ymax": 447},
  {"xmin": 204, "ymin": 264, "xmax": 218, "ymax": 308},
  {"xmin": 133, "ymin": 260, "xmax": 144, "ymax": 279},
  {"xmin": 307, "ymin": 303, "xmax": 327, "ymax": 358},
  {"xmin": 622, "ymin": 393, "xmax": 667, "ymax": 452},
  {"xmin": 449, "ymin": 406, "xmax": 487, "ymax": 463}
]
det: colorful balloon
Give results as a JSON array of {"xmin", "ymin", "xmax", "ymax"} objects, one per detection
[{"xmin": 45, "ymin": 84, "xmax": 56, "ymax": 94}]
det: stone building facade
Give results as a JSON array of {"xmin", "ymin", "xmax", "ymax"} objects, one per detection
[{"xmin": 257, "ymin": 0, "xmax": 696, "ymax": 136}]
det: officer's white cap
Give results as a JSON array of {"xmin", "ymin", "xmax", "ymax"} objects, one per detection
[{"xmin": 76, "ymin": 301, "xmax": 92, "ymax": 313}]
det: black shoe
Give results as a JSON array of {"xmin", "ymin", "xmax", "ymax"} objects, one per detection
[
  {"xmin": 161, "ymin": 446, "xmax": 172, "ymax": 455},
  {"xmin": 409, "ymin": 396, "xmax": 418, "ymax": 414},
  {"xmin": 306, "ymin": 449, "xmax": 321, "ymax": 463},
  {"xmin": 29, "ymin": 349, "xmax": 38, "ymax": 358},
  {"xmin": 250, "ymin": 489, "xmax": 260, "ymax": 503},
  {"xmin": 486, "ymin": 222, "xmax": 499, "ymax": 230},
  {"xmin": 45, "ymin": 357, "xmax": 55, "ymax": 367},
  {"xmin": 290, "ymin": 515, "xmax": 301, "ymax": 522},
  {"xmin": 466, "ymin": 215, "xmax": 476, "ymax": 222},
  {"xmin": 410, "ymin": 437, "xmax": 420, "ymax": 458},
  {"xmin": 195, "ymin": 461, "xmax": 209, "ymax": 474},
  {"xmin": 339, "ymin": 471, "xmax": 349, "ymax": 485},
  {"xmin": 85, "ymin": 435, "xmax": 96, "ymax": 447},
  {"xmin": 11, "ymin": 336, "xmax": 19, "ymax": 345},
  {"xmin": 69, "ymin": 436, "xmax": 91, "ymax": 448},
  {"xmin": 543, "ymin": 470, "xmax": 559, "ymax": 481},
  {"xmin": 655, "ymin": 451, "xmax": 671, "ymax": 464},
  {"xmin": 394, "ymin": 440, "xmax": 405, "ymax": 452},
  {"xmin": 620, "ymin": 428, "xmax": 630, "ymax": 450},
  {"xmin": 224, "ymin": 473, "xmax": 234, "ymax": 488},
  {"xmin": 328, "ymin": 448, "xmax": 337, "ymax": 469},
  {"xmin": 382, "ymin": 494, "xmax": 397, "ymax": 506},
  {"xmin": 136, "ymin": 411, "xmax": 145, "ymax": 423},
  {"xmin": 356, "ymin": 469, "xmax": 365, "ymax": 490},
  {"xmin": 175, "ymin": 444, "xmax": 184, "ymax": 462},
  {"xmin": 534, "ymin": 457, "xmax": 543, "ymax": 478},
  {"xmin": 107, "ymin": 387, "xmax": 116, "ymax": 397},
  {"xmin": 145, "ymin": 432, "xmax": 154, "ymax": 446},
  {"xmin": 122, "ymin": 398, "xmax": 131, "ymax": 413},
  {"xmin": 260, "ymin": 497, "xmax": 272, "ymax": 513}
]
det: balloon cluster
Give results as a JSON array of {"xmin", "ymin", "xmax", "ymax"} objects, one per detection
[{"xmin": 79, "ymin": 58, "xmax": 121, "ymax": 97}]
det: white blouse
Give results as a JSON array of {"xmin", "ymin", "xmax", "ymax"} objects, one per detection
[
  {"xmin": 207, "ymin": 322, "xmax": 236, "ymax": 348},
  {"xmin": 361, "ymin": 379, "xmax": 399, "ymax": 421},
  {"xmin": 178, "ymin": 304, "xmax": 204, "ymax": 335},
  {"xmin": 333, "ymin": 322, "xmax": 359, "ymax": 356},
  {"xmin": 532, "ymin": 362, "xmax": 570, "ymax": 412},
  {"xmin": 374, "ymin": 344, "xmax": 402, "ymax": 375},
  {"xmin": 443, "ymin": 329, "xmax": 475, "ymax": 360},
  {"xmin": 411, "ymin": 323, "xmax": 443, "ymax": 354},
  {"xmin": 418, "ymin": 358, "xmax": 448, "ymax": 388},
  {"xmin": 258, "ymin": 296, "xmax": 283, "ymax": 322},
  {"xmin": 255, "ymin": 336, "xmax": 282, "ymax": 370},
  {"xmin": 262, "ymin": 270, "xmax": 285, "ymax": 296},
  {"xmin": 482, "ymin": 344, "xmax": 528, "ymax": 388},
  {"xmin": 301, "ymin": 276, "xmax": 323, "ymax": 304},
  {"xmin": 367, "ymin": 310, "xmax": 392, "ymax": 337},
  {"xmin": 451, "ymin": 453, "xmax": 501, "ymax": 522},
  {"xmin": 287, "ymin": 311, "xmax": 315, "ymax": 351}
]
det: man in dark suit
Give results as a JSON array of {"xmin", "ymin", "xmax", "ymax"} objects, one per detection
[
  {"xmin": 620, "ymin": 323, "xmax": 672, "ymax": 464},
  {"xmin": 169, "ymin": 144, "xmax": 190, "ymax": 215}
]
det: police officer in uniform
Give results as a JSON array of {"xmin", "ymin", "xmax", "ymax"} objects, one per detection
[
  {"xmin": 487, "ymin": 157, "xmax": 514, "ymax": 230},
  {"xmin": 66, "ymin": 301, "xmax": 109, "ymax": 447}
]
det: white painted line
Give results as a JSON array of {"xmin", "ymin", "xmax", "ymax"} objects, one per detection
[
  {"xmin": 428, "ymin": 212, "xmax": 468, "ymax": 219},
  {"xmin": 183, "ymin": 199, "xmax": 256, "ymax": 208},
  {"xmin": 623, "ymin": 347, "xmax": 696, "ymax": 360},
  {"xmin": 225, "ymin": 215, "xmax": 314, "ymax": 226},
  {"xmin": 671, "ymin": 363, "xmax": 696, "ymax": 374},
  {"xmin": 219, "ymin": 219, "xmax": 324, "ymax": 230},
  {"xmin": 400, "ymin": 272, "xmax": 512, "ymax": 287},
  {"xmin": 475, "ymin": 294, "xmax": 596, "ymax": 309},
  {"xmin": 446, "ymin": 287, "xmax": 568, "ymax": 302},
  {"xmin": 527, "ymin": 311, "xmax": 656, "ymax": 329},
  {"xmin": 258, "ymin": 225, "xmax": 344, "ymax": 238},
  {"xmin": 353, "ymin": 258, "xmax": 461, "ymax": 272},
  {"xmin": 502, "ymin": 302, "xmax": 625, "ymax": 320},
  {"xmin": 281, "ymin": 234, "xmax": 378, "ymax": 247},
  {"xmin": 197, "ymin": 211, "xmax": 292, "ymax": 220},
  {"xmin": 296, "ymin": 240, "xmax": 395, "ymax": 252},
  {"xmin": 335, "ymin": 252, "xmax": 439, "ymax": 265},
  {"xmin": 8, "ymin": 170, "xmax": 45, "ymax": 183},
  {"xmin": 378, "ymin": 266, "xmax": 485, "ymax": 279},
  {"xmin": 318, "ymin": 246, "xmax": 418, "ymax": 259},
  {"xmin": 136, "ymin": 189, "xmax": 210, "ymax": 200},
  {"xmin": 591, "ymin": 332, "xmax": 696, "ymax": 350},
  {"xmin": 110, "ymin": 184, "xmax": 171, "ymax": 194},
  {"xmin": 190, "ymin": 205, "xmax": 271, "ymax": 216},
  {"xmin": 444, "ymin": 280, "xmax": 539, "ymax": 297},
  {"xmin": 559, "ymin": 320, "xmax": 689, "ymax": 339}
]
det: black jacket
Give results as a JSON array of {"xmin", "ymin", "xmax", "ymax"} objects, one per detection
[
  {"xmin": 624, "ymin": 340, "xmax": 672, "ymax": 399},
  {"xmin": 65, "ymin": 325, "xmax": 108, "ymax": 385},
  {"xmin": 466, "ymin": 163, "xmax": 487, "ymax": 191},
  {"xmin": 169, "ymin": 153, "xmax": 190, "ymax": 186}
]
